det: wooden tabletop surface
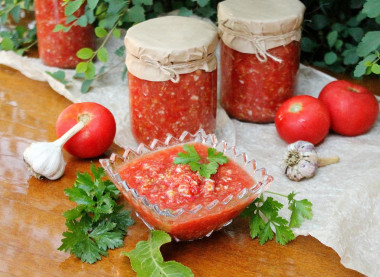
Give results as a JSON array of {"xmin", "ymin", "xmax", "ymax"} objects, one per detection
[{"xmin": 1, "ymin": 62, "xmax": 376, "ymax": 276}]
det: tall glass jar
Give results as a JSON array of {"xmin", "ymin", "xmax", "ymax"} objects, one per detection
[
  {"xmin": 34, "ymin": 0, "xmax": 95, "ymax": 68},
  {"xmin": 218, "ymin": 0, "xmax": 305, "ymax": 123},
  {"xmin": 125, "ymin": 16, "xmax": 219, "ymax": 145}
]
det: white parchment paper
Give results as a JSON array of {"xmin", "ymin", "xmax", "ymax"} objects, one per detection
[{"xmin": 1, "ymin": 37, "xmax": 379, "ymax": 276}]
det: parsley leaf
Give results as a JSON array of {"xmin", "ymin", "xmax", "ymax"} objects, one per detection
[
  {"xmin": 242, "ymin": 195, "xmax": 295, "ymax": 245},
  {"xmin": 242, "ymin": 192, "xmax": 313, "ymax": 245},
  {"xmin": 288, "ymin": 192, "xmax": 313, "ymax": 228},
  {"xmin": 58, "ymin": 164, "xmax": 134, "ymax": 264},
  {"xmin": 123, "ymin": 230, "xmax": 194, "ymax": 277},
  {"xmin": 174, "ymin": 144, "xmax": 228, "ymax": 178}
]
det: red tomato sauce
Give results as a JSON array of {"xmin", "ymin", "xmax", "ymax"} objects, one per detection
[
  {"xmin": 220, "ymin": 41, "xmax": 300, "ymax": 123},
  {"xmin": 34, "ymin": 0, "xmax": 95, "ymax": 68},
  {"xmin": 128, "ymin": 70, "xmax": 217, "ymax": 145},
  {"xmin": 117, "ymin": 143, "xmax": 255, "ymax": 240}
]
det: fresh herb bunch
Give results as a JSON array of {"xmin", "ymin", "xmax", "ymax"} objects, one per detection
[
  {"xmin": 58, "ymin": 164, "xmax": 134, "ymax": 264},
  {"xmin": 174, "ymin": 144, "xmax": 228, "ymax": 178},
  {"xmin": 123, "ymin": 230, "xmax": 194, "ymax": 277},
  {"xmin": 0, "ymin": 0, "xmax": 36, "ymax": 53},
  {"xmin": 301, "ymin": 0, "xmax": 380, "ymax": 77},
  {"xmin": 241, "ymin": 191, "xmax": 313, "ymax": 245}
]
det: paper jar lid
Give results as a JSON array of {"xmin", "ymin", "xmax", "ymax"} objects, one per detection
[
  {"xmin": 218, "ymin": 0, "xmax": 305, "ymax": 59},
  {"xmin": 124, "ymin": 16, "xmax": 219, "ymax": 82}
]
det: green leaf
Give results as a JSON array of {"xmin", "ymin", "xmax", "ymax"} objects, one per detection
[
  {"xmin": 357, "ymin": 31, "xmax": 380, "ymax": 57},
  {"xmin": 249, "ymin": 213, "xmax": 265, "ymax": 239},
  {"xmin": 324, "ymin": 52, "xmax": 338, "ymax": 65},
  {"xmin": 207, "ymin": 148, "xmax": 228, "ymax": 165},
  {"xmin": 99, "ymin": 16, "xmax": 117, "ymax": 29},
  {"xmin": 335, "ymin": 40, "xmax": 344, "ymax": 51},
  {"xmin": 363, "ymin": 0, "xmax": 380, "ymax": 18},
  {"xmin": 123, "ymin": 230, "xmax": 194, "ymax": 277},
  {"xmin": 354, "ymin": 54, "xmax": 377, "ymax": 77},
  {"xmin": 332, "ymin": 23, "xmax": 345, "ymax": 32},
  {"xmin": 76, "ymin": 62, "xmax": 88, "ymax": 73},
  {"xmin": 89, "ymin": 221, "xmax": 123, "ymax": 250},
  {"xmin": 288, "ymin": 194, "xmax": 313, "ymax": 228},
  {"xmin": 371, "ymin": 63, "xmax": 380, "ymax": 74},
  {"xmin": 178, "ymin": 7, "xmax": 193, "ymax": 17},
  {"xmin": 327, "ymin": 31, "xmax": 338, "ymax": 48},
  {"xmin": 81, "ymin": 79, "xmax": 93, "ymax": 93},
  {"xmin": 309, "ymin": 14, "xmax": 329, "ymax": 30},
  {"xmin": 77, "ymin": 48, "xmax": 94, "ymax": 59},
  {"xmin": 53, "ymin": 24, "xmax": 66, "ymax": 32},
  {"xmin": 88, "ymin": 0, "xmax": 99, "ymax": 9},
  {"xmin": 348, "ymin": 27, "xmax": 364, "ymax": 43},
  {"xmin": 72, "ymin": 236, "xmax": 106, "ymax": 263},
  {"xmin": 133, "ymin": 0, "xmax": 153, "ymax": 5},
  {"xmin": 65, "ymin": 0, "xmax": 84, "ymax": 16},
  {"xmin": 112, "ymin": 28, "xmax": 121, "ymax": 39},
  {"xmin": 343, "ymin": 48, "xmax": 359, "ymax": 65},
  {"xmin": 97, "ymin": 47, "xmax": 108, "ymax": 62},
  {"xmin": 115, "ymin": 46, "xmax": 125, "ymax": 57},
  {"xmin": 45, "ymin": 70, "xmax": 68, "ymax": 84},
  {"xmin": 1, "ymin": 37, "xmax": 14, "ymax": 51},
  {"xmin": 10, "ymin": 5, "xmax": 21, "ymax": 23},
  {"xmin": 95, "ymin": 27, "xmax": 107, "ymax": 38},
  {"xmin": 174, "ymin": 144, "xmax": 201, "ymax": 165},
  {"xmin": 84, "ymin": 62, "xmax": 97, "ymax": 79},
  {"xmin": 65, "ymin": 15, "xmax": 77, "ymax": 24},
  {"xmin": 108, "ymin": 0, "xmax": 128, "ymax": 14},
  {"xmin": 77, "ymin": 15, "xmax": 88, "ymax": 27},
  {"xmin": 274, "ymin": 224, "xmax": 295, "ymax": 245},
  {"xmin": 125, "ymin": 4, "xmax": 145, "ymax": 22},
  {"xmin": 301, "ymin": 37, "xmax": 317, "ymax": 53},
  {"xmin": 196, "ymin": 0, "xmax": 209, "ymax": 7}
]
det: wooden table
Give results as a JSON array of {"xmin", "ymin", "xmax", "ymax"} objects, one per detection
[{"xmin": 0, "ymin": 63, "xmax": 372, "ymax": 276}]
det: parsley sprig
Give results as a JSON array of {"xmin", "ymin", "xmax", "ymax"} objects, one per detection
[
  {"xmin": 241, "ymin": 191, "xmax": 313, "ymax": 245},
  {"xmin": 58, "ymin": 164, "xmax": 134, "ymax": 264},
  {"xmin": 174, "ymin": 144, "xmax": 228, "ymax": 178}
]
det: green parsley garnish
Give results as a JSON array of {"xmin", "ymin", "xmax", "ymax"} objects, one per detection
[
  {"xmin": 58, "ymin": 164, "xmax": 134, "ymax": 264},
  {"xmin": 241, "ymin": 191, "xmax": 313, "ymax": 245},
  {"xmin": 174, "ymin": 144, "xmax": 228, "ymax": 178},
  {"xmin": 123, "ymin": 230, "xmax": 194, "ymax": 277}
]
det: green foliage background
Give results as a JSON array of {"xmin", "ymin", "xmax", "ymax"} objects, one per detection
[{"xmin": 1, "ymin": 0, "xmax": 380, "ymax": 91}]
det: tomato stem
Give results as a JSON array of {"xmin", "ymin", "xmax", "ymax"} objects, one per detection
[{"xmin": 289, "ymin": 103, "xmax": 302, "ymax": 113}]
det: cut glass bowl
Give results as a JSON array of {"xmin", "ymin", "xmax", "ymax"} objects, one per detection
[{"xmin": 100, "ymin": 130, "xmax": 273, "ymax": 241}]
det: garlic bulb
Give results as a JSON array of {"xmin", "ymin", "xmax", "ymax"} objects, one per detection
[
  {"xmin": 23, "ymin": 141, "xmax": 66, "ymax": 180},
  {"xmin": 23, "ymin": 121, "xmax": 85, "ymax": 180},
  {"xmin": 283, "ymin": 140, "xmax": 339, "ymax": 181}
]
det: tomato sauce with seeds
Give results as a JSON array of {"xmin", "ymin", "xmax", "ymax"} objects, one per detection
[
  {"xmin": 118, "ymin": 143, "xmax": 253, "ymax": 211},
  {"xmin": 220, "ymin": 41, "xmax": 300, "ymax": 123},
  {"xmin": 34, "ymin": 0, "xmax": 95, "ymax": 68},
  {"xmin": 128, "ymin": 70, "xmax": 217, "ymax": 145}
]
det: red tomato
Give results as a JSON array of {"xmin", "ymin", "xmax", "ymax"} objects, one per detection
[
  {"xmin": 318, "ymin": 80, "xmax": 379, "ymax": 136},
  {"xmin": 56, "ymin": 102, "xmax": 116, "ymax": 158},
  {"xmin": 275, "ymin": 95, "xmax": 331, "ymax": 145}
]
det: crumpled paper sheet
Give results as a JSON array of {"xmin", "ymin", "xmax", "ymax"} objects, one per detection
[{"xmin": 1, "ymin": 38, "xmax": 379, "ymax": 276}]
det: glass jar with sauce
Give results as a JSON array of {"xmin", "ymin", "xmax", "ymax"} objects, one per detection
[
  {"xmin": 218, "ymin": 0, "xmax": 305, "ymax": 123},
  {"xmin": 124, "ymin": 16, "xmax": 219, "ymax": 145},
  {"xmin": 34, "ymin": 0, "xmax": 96, "ymax": 68}
]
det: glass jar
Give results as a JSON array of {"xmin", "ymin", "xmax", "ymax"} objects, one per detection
[
  {"xmin": 34, "ymin": 0, "xmax": 95, "ymax": 68},
  {"xmin": 125, "ymin": 16, "xmax": 219, "ymax": 144},
  {"xmin": 218, "ymin": 0, "xmax": 305, "ymax": 123}
]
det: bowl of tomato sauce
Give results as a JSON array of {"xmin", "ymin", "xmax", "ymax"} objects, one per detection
[{"xmin": 100, "ymin": 130, "xmax": 273, "ymax": 241}]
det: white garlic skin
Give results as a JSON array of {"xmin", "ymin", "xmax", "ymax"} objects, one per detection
[
  {"xmin": 283, "ymin": 141, "xmax": 318, "ymax": 181},
  {"xmin": 23, "ymin": 141, "xmax": 66, "ymax": 180}
]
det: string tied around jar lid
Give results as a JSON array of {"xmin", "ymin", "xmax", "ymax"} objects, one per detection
[
  {"xmin": 138, "ymin": 53, "xmax": 216, "ymax": 83},
  {"xmin": 219, "ymin": 20, "xmax": 301, "ymax": 63}
]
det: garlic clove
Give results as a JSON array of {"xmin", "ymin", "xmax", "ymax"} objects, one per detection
[{"xmin": 23, "ymin": 141, "xmax": 66, "ymax": 180}]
